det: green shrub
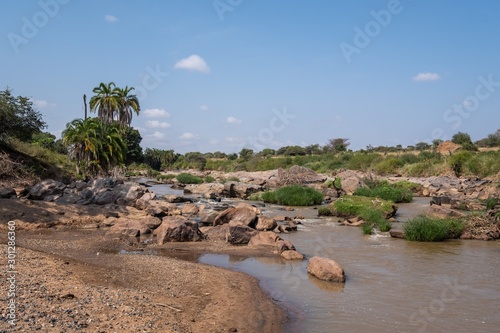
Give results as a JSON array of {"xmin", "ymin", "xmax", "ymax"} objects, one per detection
[
  {"xmin": 262, "ymin": 185, "xmax": 323, "ymax": 206},
  {"xmin": 176, "ymin": 173, "xmax": 203, "ymax": 184},
  {"xmin": 485, "ymin": 197, "xmax": 498, "ymax": 210},
  {"xmin": 448, "ymin": 151, "xmax": 472, "ymax": 177},
  {"xmin": 354, "ymin": 180, "xmax": 413, "ymax": 203},
  {"xmin": 373, "ymin": 157, "xmax": 404, "ymax": 175},
  {"xmin": 247, "ymin": 192, "xmax": 263, "ymax": 201},
  {"xmin": 403, "ymin": 216, "xmax": 464, "ymax": 241},
  {"xmin": 204, "ymin": 175, "xmax": 216, "ymax": 183},
  {"xmin": 329, "ymin": 196, "xmax": 394, "ymax": 231},
  {"xmin": 318, "ymin": 206, "xmax": 334, "ymax": 216},
  {"xmin": 361, "ymin": 223, "xmax": 373, "ymax": 235}
]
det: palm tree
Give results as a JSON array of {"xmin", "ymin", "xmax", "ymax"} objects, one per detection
[
  {"xmin": 62, "ymin": 118, "xmax": 100, "ymax": 176},
  {"xmin": 115, "ymin": 86, "xmax": 140, "ymax": 128},
  {"xmin": 89, "ymin": 82, "xmax": 119, "ymax": 125}
]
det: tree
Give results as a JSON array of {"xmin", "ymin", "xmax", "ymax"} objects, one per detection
[
  {"xmin": 0, "ymin": 88, "xmax": 46, "ymax": 142},
  {"xmin": 432, "ymin": 139, "xmax": 444, "ymax": 149},
  {"xmin": 123, "ymin": 127, "xmax": 143, "ymax": 165},
  {"xmin": 89, "ymin": 82, "xmax": 140, "ymax": 128},
  {"xmin": 62, "ymin": 118, "xmax": 126, "ymax": 177},
  {"xmin": 304, "ymin": 144, "xmax": 321, "ymax": 155},
  {"xmin": 89, "ymin": 82, "xmax": 119, "ymax": 125},
  {"xmin": 451, "ymin": 132, "xmax": 478, "ymax": 151},
  {"xmin": 115, "ymin": 86, "xmax": 140, "ymax": 128},
  {"xmin": 325, "ymin": 138, "xmax": 350, "ymax": 154},
  {"xmin": 259, "ymin": 148, "xmax": 276, "ymax": 157},
  {"xmin": 239, "ymin": 148, "xmax": 254, "ymax": 161},
  {"xmin": 476, "ymin": 129, "xmax": 500, "ymax": 147},
  {"xmin": 415, "ymin": 142, "xmax": 431, "ymax": 151},
  {"xmin": 284, "ymin": 145, "xmax": 306, "ymax": 156}
]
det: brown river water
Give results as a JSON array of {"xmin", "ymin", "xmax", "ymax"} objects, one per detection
[{"xmin": 198, "ymin": 198, "xmax": 500, "ymax": 333}]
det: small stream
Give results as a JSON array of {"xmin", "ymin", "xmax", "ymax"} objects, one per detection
[{"xmin": 149, "ymin": 185, "xmax": 500, "ymax": 332}]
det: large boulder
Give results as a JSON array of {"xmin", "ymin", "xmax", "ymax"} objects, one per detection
[
  {"xmin": 181, "ymin": 203, "xmax": 199, "ymax": 216},
  {"xmin": 200, "ymin": 224, "xmax": 229, "ymax": 241},
  {"xmin": 107, "ymin": 217, "xmax": 162, "ymax": 237},
  {"xmin": 226, "ymin": 225, "xmax": 257, "ymax": 245},
  {"xmin": 222, "ymin": 182, "xmax": 263, "ymax": 199},
  {"xmin": 277, "ymin": 165, "xmax": 326, "ymax": 186},
  {"xmin": 334, "ymin": 170, "xmax": 368, "ymax": 195},
  {"xmin": 29, "ymin": 179, "xmax": 66, "ymax": 200},
  {"xmin": 213, "ymin": 206, "xmax": 257, "ymax": 227},
  {"xmin": 184, "ymin": 183, "xmax": 224, "ymax": 198},
  {"xmin": 154, "ymin": 216, "xmax": 204, "ymax": 243},
  {"xmin": 248, "ymin": 231, "xmax": 280, "ymax": 247},
  {"xmin": 135, "ymin": 192, "xmax": 156, "ymax": 210},
  {"xmin": 199, "ymin": 210, "xmax": 219, "ymax": 226},
  {"xmin": 255, "ymin": 216, "xmax": 278, "ymax": 231},
  {"xmin": 93, "ymin": 189, "xmax": 120, "ymax": 205},
  {"xmin": 0, "ymin": 187, "xmax": 16, "ymax": 199},
  {"xmin": 307, "ymin": 256, "xmax": 346, "ymax": 283},
  {"xmin": 281, "ymin": 250, "xmax": 305, "ymax": 260}
]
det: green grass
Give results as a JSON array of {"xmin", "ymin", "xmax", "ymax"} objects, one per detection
[
  {"xmin": 326, "ymin": 195, "xmax": 395, "ymax": 232},
  {"xmin": 262, "ymin": 185, "xmax": 323, "ymax": 206},
  {"xmin": 157, "ymin": 174, "xmax": 176, "ymax": 181},
  {"xmin": 403, "ymin": 216, "xmax": 464, "ymax": 242},
  {"xmin": 354, "ymin": 180, "xmax": 413, "ymax": 203},
  {"xmin": 204, "ymin": 175, "xmax": 216, "ymax": 183},
  {"xmin": 176, "ymin": 173, "xmax": 203, "ymax": 184},
  {"xmin": 485, "ymin": 197, "xmax": 498, "ymax": 210}
]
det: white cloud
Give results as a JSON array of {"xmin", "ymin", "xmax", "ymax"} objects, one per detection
[
  {"xmin": 174, "ymin": 54, "xmax": 211, "ymax": 73},
  {"xmin": 412, "ymin": 72, "xmax": 441, "ymax": 82},
  {"xmin": 30, "ymin": 98, "xmax": 56, "ymax": 109},
  {"xmin": 143, "ymin": 108, "xmax": 170, "ymax": 118},
  {"xmin": 148, "ymin": 131, "xmax": 165, "ymax": 140},
  {"xmin": 210, "ymin": 139, "xmax": 219, "ymax": 145},
  {"xmin": 180, "ymin": 132, "xmax": 194, "ymax": 140},
  {"xmin": 146, "ymin": 120, "xmax": 171, "ymax": 128},
  {"xmin": 225, "ymin": 137, "xmax": 243, "ymax": 144},
  {"xmin": 226, "ymin": 116, "xmax": 242, "ymax": 124},
  {"xmin": 105, "ymin": 15, "xmax": 119, "ymax": 23},
  {"xmin": 200, "ymin": 105, "xmax": 209, "ymax": 111}
]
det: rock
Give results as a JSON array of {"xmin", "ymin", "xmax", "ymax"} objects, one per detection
[
  {"xmin": 389, "ymin": 229, "xmax": 405, "ymax": 239},
  {"xmin": 254, "ymin": 216, "xmax": 277, "ymax": 231},
  {"xmin": 343, "ymin": 217, "xmax": 364, "ymax": 226},
  {"xmin": 429, "ymin": 205, "xmax": 466, "ymax": 219},
  {"xmin": 200, "ymin": 224, "xmax": 229, "ymax": 241},
  {"xmin": 437, "ymin": 141, "xmax": 461, "ymax": 155},
  {"xmin": 29, "ymin": 179, "xmax": 66, "ymax": 200},
  {"xmin": 184, "ymin": 183, "xmax": 224, "ymax": 198},
  {"xmin": 281, "ymin": 250, "xmax": 305, "ymax": 260},
  {"xmin": 222, "ymin": 182, "xmax": 263, "ymax": 199},
  {"xmin": 307, "ymin": 256, "xmax": 346, "ymax": 283},
  {"xmin": 199, "ymin": 210, "xmax": 219, "ymax": 226},
  {"xmin": 135, "ymin": 192, "xmax": 156, "ymax": 210},
  {"xmin": 154, "ymin": 216, "xmax": 204, "ymax": 243},
  {"xmin": 107, "ymin": 217, "xmax": 161, "ymax": 237},
  {"xmin": 334, "ymin": 170, "xmax": 368, "ymax": 195},
  {"xmin": 181, "ymin": 204, "xmax": 199, "ymax": 216},
  {"xmin": 93, "ymin": 190, "xmax": 119, "ymax": 205},
  {"xmin": 226, "ymin": 225, "xmax": 257, "ymax": 245},
  {"xmin": 248, "ymin": 231, "xmax": 280, "ymax": 247},
  {"xmin": 275, "ymin": 240, "xmax": 295, "ymax": 253},
  {"xmin": 55, "ymin": 194, "xmax": 80, "ymax": 204},
  {"xmin": 124, "ymin": 185, "xmax": 146, "ymax": 203},
  {"xmin": 0, "ymin": 187, "xmax": 16, "ymax": 198},
  {"xmin": 164, "ymin": 195, "xmax": 192, "ymax": 203},
  {"xmin": 213, "ymin": 206, "xmax": 257, "ymax": 227},
  {"xmin": 276, "ymin": 165, "xmax": 326, "ymax": 186}
]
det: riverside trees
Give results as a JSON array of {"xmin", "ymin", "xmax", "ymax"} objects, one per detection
[{"xmin": 63, "ymin": 82, "xmax": 141, "ymax": 177}]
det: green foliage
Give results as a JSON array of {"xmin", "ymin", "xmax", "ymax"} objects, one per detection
[
  {"xmin": 318, "ymin": 206, "xmax": 334, "ymax": 216},
  {"xmin": 123, "ymin": 127, "xmax": 143, "ymax": 165},
  {"xmin": 403, "ymin": 216, "xmax": 464, "ymax": 242},
  {"xmin": 448, "ymin": 151, "xmax": 473, "ymax": 177},
  {"xmin": 373, "ymin": 156, "xmax": 404, "ymax": 175},
  {"xmin": 324, "ymin": 138, "xmax": 350, "ymax": 154},
  {"xmin": 90, "ymin": 82, "xmax": 140, "ymax": 128},
  {"xmin": 476, "ymin": 129, "xmax": 500, "ymax": 147},
  {"xmin": 143, "ymin": 148, "xmax": 176, "ymax": 171},
  {"xmin": 247, "ymin": 192, "xmax": 263, "ymax": 201},
  {"xmin": 62, "ymin": 117, "xmax": 126, "ymax": 177},
  {"xmin": 485, "ymin": 198, "xmax": 498, "ymax": 210},
  {"xmin": 176, "ymin": 173, "xmax": 203, "ymax": 184},
  {"xmin": 354, "ymin": 180, "xmax": 413, "ymax": 203},
  {"xmin": 452, "ymin": 132, "xmax": 478, "ymax": 151},
  {"xmin": 0, "ymin": 88, "xmax": 47, "ymax": 142},
  {"xmin": 361, "ymin": 223, "xmax": 373, "ymax": 235},
  {"xmin": 204, "ymin": 175, "xmax": 216, "ymax": 183},
  {"xmin": 262, "ymin": 185, "xmax": 323, "ymax": 206}
]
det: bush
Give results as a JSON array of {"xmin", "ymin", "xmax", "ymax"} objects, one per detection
[
  {"xmin": 328, "ymin": 196, "xmax": 394, "ymax": 232},
  {"xmin": 448, "ymin": 151, "xmax": 472, "ymax": 177},
  {"xmin": 485, "ymin": 198, "xmax": 498, "ymax": 210},
  {"xmin": 247, "ymin": 192, "xmax": 263, "ymax": 201},
  {"xmin": 204, "ymin": 175, "xmax": 215, "ymax": 183},
  {"xmin": 262, "ymin": 185, "xmax": 323, "ymax": 206},
  {"xmin": 318, "ymin": 206, "xmax": 334, "ymax": 216},
  {"xmin": 403, "ymin": 216, "xmax": 464, "ymax": 241},
  {"xmin": 372, "ymin": 157, "xmax": 404, "ymax": 175},
  {"xmin": 354, "ymin": 180, "xmax": 413, "ymax": 203},
  {"xmin": 176, "ymin": 173, "xmax": 203, "ymax": 184}
]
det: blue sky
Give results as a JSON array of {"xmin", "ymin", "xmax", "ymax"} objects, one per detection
[{"xmin": 1, "ymin": 0, "xmax": 499, "ymax": 153}]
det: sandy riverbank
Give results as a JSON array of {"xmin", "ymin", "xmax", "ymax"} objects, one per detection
[{"xmin": 0, "ymin": 198, "xmax": 286, "ymax": 333}]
